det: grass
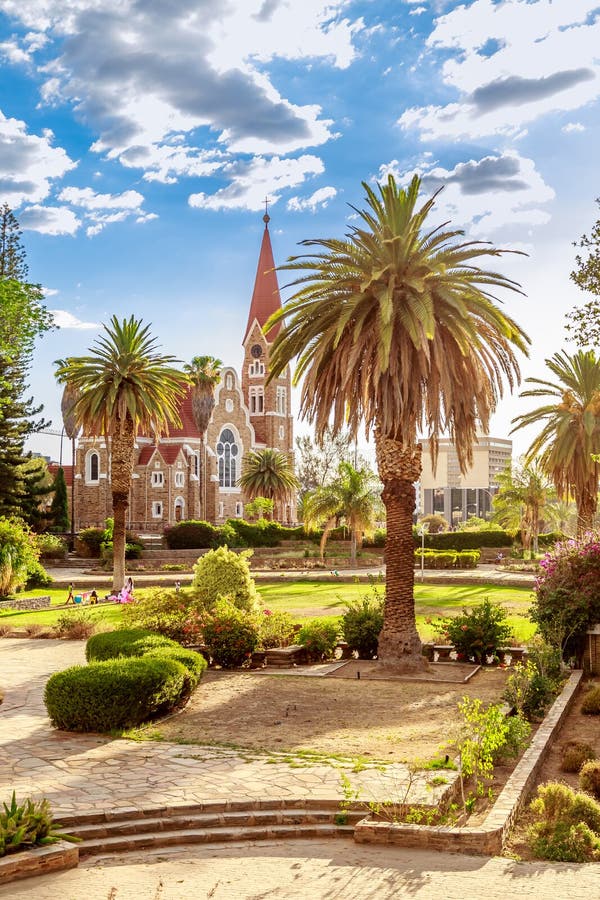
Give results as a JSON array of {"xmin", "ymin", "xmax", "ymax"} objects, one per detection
[{"xmin": 0, "ymin": 580, "xmax": 536, "ymax": 642}]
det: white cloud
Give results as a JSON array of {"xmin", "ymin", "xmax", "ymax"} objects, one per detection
[
  {"xmin": 377, "ymin": 151, "xmax": 554, "ymax": 236},
  {"xmin": 0, "ymin": 39, "xmax": 30, "ymax": 64},
  {"xmin": 41, "ymin": 286, "xmax": 59, "ymax": 297},
  {"xmin": 287, "ymin": 185, "xmax": 337, "ymax": 212},
  {"xmin": 0, "ymin": 109, "xmax": 75, "ymax": 206},
  {"xmin": 398, "ymin": 0, "xmax": 600, "ymax": 141},
  {"xmin": 562, "ymin": 122, "xmax": 586, "ymax": 134},
  {"xmin": 189, "ymin": 154, "xmax": 324, "ymax": 212},
  {"xmin": 409, "ymin": 6, "xmax": 427, "ymax": 16},
  {"xmin": 51, "ymin": 309, "xmax": 100, "ymax": 329},
  {"xmin": 19, "ymin": 204, "xmax": 80, "ymax": 235},
  {"xmin": 57, "ymin": 185, "xmax": 155, "ymax": 236}
]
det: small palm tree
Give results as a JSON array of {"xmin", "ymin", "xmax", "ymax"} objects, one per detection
[
  {"xmin": 184, "ymin": 355, "xmax": 222, "ymax": 519},
  {"xmin": 239, "ymin": 448, "xmax": 299, "ymax": 519},
  {"xmin": 512, "ymin": 349, "xmax": 600, "ymax": 535},
  {"xmin": 55, "ymin": 316, "xmax": 189, "ymax": 589},
  {"xmin": 303, "ymin": 462, "xmax": 380, "ymax": 565},
  {"xmin": 267, "ymin": 174, "xmax": 529, "ymax": 670},
  {"xmin": 492, "ymin": 459, "xmax": 554, "ymax": 555}
]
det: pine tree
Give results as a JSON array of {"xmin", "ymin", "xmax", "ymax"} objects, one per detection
[
  {"xmin": 49, "ymin": 466, "xmax": 69, "ymax": 531},
  {"xmin": 0, "ymin": 202, "xmax": 28, "ymax": 281}
]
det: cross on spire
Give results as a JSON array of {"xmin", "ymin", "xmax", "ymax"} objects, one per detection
[{"xmin": 263, "ymin": 196, "xmax": 270, "ymax": 225}]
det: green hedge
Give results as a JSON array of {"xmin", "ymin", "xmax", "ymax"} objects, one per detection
[
  {"xmin": 164, "ymin": 520, "xmax": 219, "ymax": 549},
  {"xmin": 538, "ymin": 531, "xmax": 568, "ymax": 548},
  {"xmin": 414, "ymin": 530, "xmax": 513, "ymax": 551},
  {"xmin": 44, "ymin": 657, "xmax": 190, "ymax": 731},
  {"xmin": 414, "ymin": 549, "xmax": 481, "ymax": 569},
  {"xmin": 86, "ymin": 628, "xmax": 176, "ymax": 662},
  {"xmin": 144, "ymin": 646, "xmax": 207, "ymax": 682}
]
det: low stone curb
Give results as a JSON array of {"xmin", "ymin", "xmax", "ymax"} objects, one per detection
[
  {"xmin": 0, "ymin": 841, "xmax": 79, "ymax": 886},
  {"xmin": 354, "ymin": 670, "xmax": 583, "ymax": 856}
]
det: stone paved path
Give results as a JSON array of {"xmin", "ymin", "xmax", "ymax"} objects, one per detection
[
  {"xmin": 0, "ymin": 639, "xmax": 431, "ymax": 817},
  {"xmin": 2, "ymin": 839, "xmax": 600, "ymax": 899}
]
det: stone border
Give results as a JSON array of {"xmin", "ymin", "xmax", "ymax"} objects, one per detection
[
  {"xmin": 354, "ymin": 670, "xmax": 583, "ymax": 856},
  {"xmin": 0, "ymin": 841, "xmax": 79, "ymax": 886}
]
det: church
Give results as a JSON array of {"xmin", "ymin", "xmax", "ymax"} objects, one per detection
[{"xmin": 72, "ymin": 212, "xmax": 295, "ymax": 533}]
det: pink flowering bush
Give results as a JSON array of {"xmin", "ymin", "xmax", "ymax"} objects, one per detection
[
  {"xmin": 258, "ymin": 609, "xmax": 296, "ymax": 649},
  {"xmin": 432, "ymin": 598, "xmax": 513, "ymax": 663},
  {"xmin": 532, "ymin": 533, "xmax": 600, "ymax": 657},
  {"xmin": 202, "ymin": 597, "xmax": 260, "ymax": 668}
]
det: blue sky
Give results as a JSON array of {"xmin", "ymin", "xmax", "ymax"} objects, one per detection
[{"xmin": 1, "ymin": 0, "xmax": 599, "ymax": 462}]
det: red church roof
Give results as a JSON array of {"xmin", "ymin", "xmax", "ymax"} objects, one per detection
[
  {"xmin": 243, "ymin": 216, "xmax": 283, "ymax": 343},
  {"xmin": 167, "ymin": 387, "xmax": 201, "ymax": 439}
]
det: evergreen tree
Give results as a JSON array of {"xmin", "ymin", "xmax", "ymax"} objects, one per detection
[
  {"xmin": 49, "ymin": 466, "xmax": 69, "ymax": 531},
  {"xmin": 0, "ymin": 203, "xmax": 28, "ymax": 281}
]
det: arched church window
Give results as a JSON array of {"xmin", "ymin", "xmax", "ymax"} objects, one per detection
[
  {"xmin": 87, "ymin": 451, "xmax": 99, "ymax": 483},
  {"xmin": 217, "ymin": 428, "xmax": 239, "ymax": 488},
  {"xmin": 225, "ymin": 373, "xmax": 234, "ymax": 390}
]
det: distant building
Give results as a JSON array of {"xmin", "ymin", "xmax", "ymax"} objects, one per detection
[
  {"xmin": 71, "ymin": 213, "xmax": 295, "ymax": 533},
  {"xmin": 419, "ymin": 435, "xmax": 512, "ymax": 526}
]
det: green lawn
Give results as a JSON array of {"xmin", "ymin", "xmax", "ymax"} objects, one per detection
[{"xmin": 0, "ymin": 580, "xmax": 535, "ymax": 643}]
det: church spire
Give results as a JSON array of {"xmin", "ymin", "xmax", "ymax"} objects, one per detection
[{"xmin": 243, "ymin": 208, "xmax": 282, "ymax": 344}]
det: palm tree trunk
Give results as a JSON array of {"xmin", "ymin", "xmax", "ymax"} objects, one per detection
[
  {"xmin": 375, "ymin": 427, "xmax": 426, "ymax": 671},
  {"xmin": 320, "ymin": 516, "xmax": 336, "ymax": 561},
  {"xmin": 112, "ymin": 495, "xmax": 128, "ymax": 591},
  {"xmin": 350, "ymin": 530, "xmax": 357, "ymax": 566},
  {"xmin": 110, "ymin": 419, "xmax": 135, "ymax": 591}
]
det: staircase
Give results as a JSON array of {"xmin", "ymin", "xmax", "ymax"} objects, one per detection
[{"xmin": 58, "ymin": 800, "xmax": 362, "ymax": 857}]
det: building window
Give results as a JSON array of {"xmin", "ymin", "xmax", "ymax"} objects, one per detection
[
  {"xmin": 152, "ymin": 501, "xmax": 163, "ymax": 518},
  {"xmin": 86, "ymin": 451, "xmax": 99, "ymax": 483},
  {"xmin": 279, "ymin": 425, "xmax": 284, "ymax": 440},
  {"xmin": 249, "ymin": 360, "xmax": 265, "ymax": 376},
  {"xmin": 151, "ymin": 471, "xmax": 164, "ymax": 487},
  {"xmin": 218, "ymin": 501, "xmax": 224, "ymax": 518},
  {"xmin": 225, "ymin": 398, "xmax": 234, "ymax": 412},
  {"xmin": 174, "ymin": 497, "xmax": 184, "ymax": 521},
  {"xmin": 174, "ymin": 471, "xmax": 184, "ymax": 488},
  {"xmin": 225, "ymin": 373, "xmax": 234, "ymax": 390},
  {"xmin": 276, "ymin": 386, "xmax": 287, "ymax": 415},
  {"xmin": 249, "ymin": 386, "xmax": 264, "ymax": 414},
  {"xmin": 235, "ymin": 502, "xmax": 243, "ymax": 517},
  {"xmin": 194, "ymin": 452, "xmax": 199, "ymax": 477},
  {"xmin": 217, "ymin": 427, "xmax": 239, "ymax": 488}
]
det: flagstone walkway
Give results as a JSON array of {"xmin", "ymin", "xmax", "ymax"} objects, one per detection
[{"xmin": 0, "ymin": 638, "xmax": 435, "ymax": 817}]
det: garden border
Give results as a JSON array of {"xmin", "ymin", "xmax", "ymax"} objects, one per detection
[
  {"xmin": 0, "ymin": 841, "xmax": 78, "ymax": 885},
  {"xmin": 354, "ymin": 669, "xmax": 582, "ymax": 855}
]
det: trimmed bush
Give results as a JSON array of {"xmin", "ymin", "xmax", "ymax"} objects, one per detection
[
  {"xmin": 342, "ymin": 592, "xmax": 384, "ymax": 659},
  {"xmin": 86, "ymin": 628, "xmax": 176, "ymax": 662},
  {"xmin": 191, "ymin": 546, "xmax": 260, "ymax": 612},
  {"xmin": 44, "ymin": 656, "xmax": 190, "ymax": 731},
  {"xmin": 258, "ymin": 609, "xmax": 296, "ymax": 649},
  {"xmin": 582, "ymin": 686, "xmax": 600, "ymax": 715},
  {"xmin": 122, "ymin": 589, "xmax": 204, "ymax": 644},
  {"xmin": 144, "ymin": 647, "xmax": 208, "ymax": 686},
  {"xmin": 164, "ymin": 520, "xmax": 219, "ymax": 549},
  {"xmin": 202, "ymin": 598, "xmax": 260, "ymax": 668},
  {"xmin": 298, "ymin": 618, "xmax": 340, "ymax": 661},
  {"xmin": 416, "ymin": 530, "xmax": 513, "ymax": 551},
  {"xmin": 560, "ymin": 741, "xmax": 595, "ymax": 773},
  {"xmin": 580, "ymin": 760, "xmax": 600, "ymax": 799}
]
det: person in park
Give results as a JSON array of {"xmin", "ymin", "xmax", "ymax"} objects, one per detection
[{"xmin": 66, "ymin": 583, "xmax": 74, "ymax": 604}]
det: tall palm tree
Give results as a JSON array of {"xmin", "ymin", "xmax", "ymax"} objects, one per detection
[
  {"xmin": 492, "ymin": 459, "xmax": 554, "ymax": 555},
  {"xmin": 55, "ymin": 316, "xmax": 189, "ymax": 590},
  {"xmin": 512, "ymin": 349, "xmax": 600, "ymax": 535},
  {"xmin": 239, "ymin": 448, "xmax": 299, "ymax": 519},
  {"xmin": 184, "ymin": 355, "xmax": 222, "ymax": 519},
  {"xmin": 54, "ymin": 357, "xmax": 81, "ymax": 541},
  {"xmin": 267, "ymin": 174, "xmax": 529, "ymax": 670},
  {"xmin": 303, "ymin": 461, "xmax": 380, "ymax": 564}
]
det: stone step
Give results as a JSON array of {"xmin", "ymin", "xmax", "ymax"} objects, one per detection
[{"xmin": 76, "ymin": 822, "xmax": 355, "ymax": 857}]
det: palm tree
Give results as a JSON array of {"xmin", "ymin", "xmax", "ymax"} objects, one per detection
[
  {"xmin": 239, "ymin": 448, "xmax": 299, "ymax": 519},
  {"xmin": 184, "ymin": 355, "xmax": 222, "ymax": 519},
  {"xmin": 267, "ymin": 174, "xmax": 529, "ymax": 670},
  {"xmin": 55, "ymin": 357, "xmax": 81, "ymax": 543},
  {"xmin": 303, "ymin": 461, "xmax": 380, "ymax": 564},
  {"xmin": 55, "ymin": 316, "xmax": 189, "ymax": 590},
  {"xmin": 492, "ymin": 459, "xmax": 554, "ymax": 555},
  {"xmin": 512, "ymin": 349, "xmax": 600, "ymax": 535}
]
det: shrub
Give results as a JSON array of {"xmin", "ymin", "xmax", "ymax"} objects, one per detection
[
  {"xmin": 561, "ymin": 741, "xmax": 596, "ymax": 773},
  {"xmin": 44, "ymin": 656, "xmax": 190, "ymax": 731},
  {"xmin": 528, "ymin": 782, "xmax": 600, "ymax": 861},
  {"xmin": 122, "ymin": 589, "xmax": 204, "ymax": 644},
  {"xmin": 144, "ymin": 646, "xmax": 207, "ymax": 688},
  {"xmin": 75, "ymin": 527, "xmax": 105, "ymax": 557},
  {"xmin": 86, "ymin": 628, "xmax": 176, "ymax": 662},
  {"xmin": 25, "ymin": 558, "xmax": 52, "ymax": 589},
  {"xmin": 54, "ymin": 610, "xmax": 96, "ymax": 640},
  {"xmin": 342, "ymin": 590, "xmax": 384, "ymax": 659},
  {"xmin": 34, "ymin": 533, "xmax": 67, "ymax": 559},
  {"xmin": 0, "ymin": 517, "xmax": 41, "ymax": 597},
  {"xmin": 532, "ymin": 532, "xmax": 600, "ymax": 657},
  {"xmin": 191, "ymin": 546, "xmax": 260, "ymax": 613},
  {"xmin": 297, "ymin": 618, "xmax": 340, "ymax": 661},
  {"xmin": 503, "ymin": 646, "xmax": 562, "ymax": 721},
  {"xmin": 433, "ymin": 598, "xmax": 513, "ymax": 663},
  {"xmin": 416, "ymin": 530, "xmax": 512, "ymax": 551},
  {"xmin": 164, "ymin": 520, "xmax": 219, "ymax": 549},
  {"xmin": 457, "ymin": 551, "xmax": 480, "ymax": 569},
  {"xmin": 258, "ymin": 609, "xmax": 296, "ymax": 649},
  {"xmin": 580, "ymin": 760, "xmax": 600, "ymax": 799},
  {"xmin": 0, "ymin": 792, "xmax": 76, "ymax": 857},
  {"xmin": 582, "ymin": 686, "xmax": 600, "ymax": 715},
  {"xmin": 494, "ymin": 714, "xmax": 531, "ymax": 763},
  {"xmin": 225, "ymin": 518, "xmax": 283, "ymax": 547},
  {"xmin": 202, "ymin": 598, "xmax": 260, "ymax": 668}
]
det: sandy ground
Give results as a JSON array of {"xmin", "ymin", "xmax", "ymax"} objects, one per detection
[
  {"xmin": 4, "ymin": 838, "xmax": 600, "ymax": 900},
  {"xmin": 148, "ymin": 667, "xmax": 509, "ymax": 762}
]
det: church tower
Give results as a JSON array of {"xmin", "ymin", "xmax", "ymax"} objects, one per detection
[{"xmin": 241, "ymin": 211, "xmax": 293, "ymax": 458}]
